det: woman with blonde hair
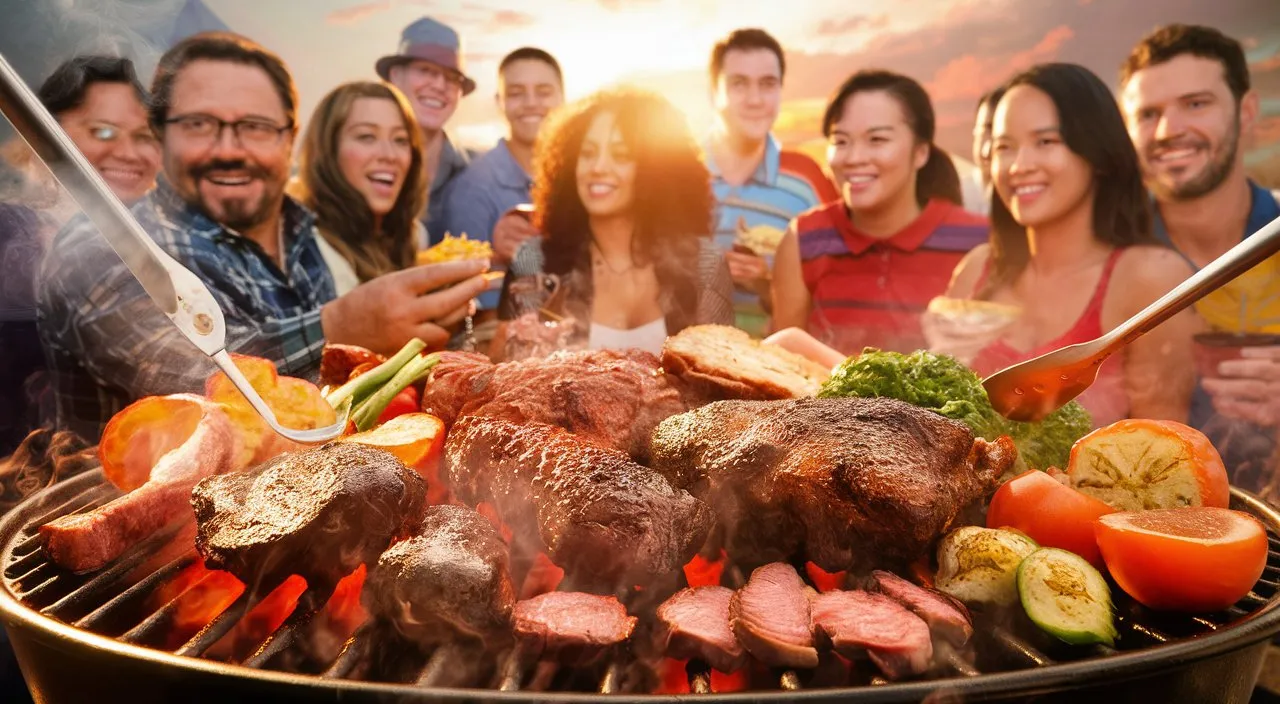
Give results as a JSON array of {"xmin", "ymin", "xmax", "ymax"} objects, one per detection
[{"xmin": 293, "ymin": 81, "xmax": 426, "ymax": 294}]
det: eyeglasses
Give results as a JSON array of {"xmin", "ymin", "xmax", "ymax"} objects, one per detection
[{"xmin": 164, "ymin": 114, "xmax": 292, "ymax": 147}]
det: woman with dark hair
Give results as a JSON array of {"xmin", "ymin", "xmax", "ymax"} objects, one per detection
[
  {"xmin": 771, "ymin": 69, "xmax": 987, "ymax": 355},
  {"xmin": 935, "ymin": 63, "xmax": 1199, "ymax": 425},
  {"xmin": 292, "ymin": 81, "xmax": 426, "ymax": 295},
  {"xmin": 494, "ymin": 86, "xmax": 733, "ymax": 358}
]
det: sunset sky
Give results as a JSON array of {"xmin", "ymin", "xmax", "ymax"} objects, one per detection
[{"xmin": 1, "ymin": 0, "xmax": 1278, "ymax": 181}]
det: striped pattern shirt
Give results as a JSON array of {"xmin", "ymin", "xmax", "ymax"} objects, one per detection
[
  {"xmin": 797, "ymin": 198, "xmax": 988, "ymax": 355},
  {"xmin": 37, "ymin": 181, "xmax": 336, "ymax": 441},
  {"xmin": 708, "ymin": 135, "xmax": 837, "ymax": 337}
]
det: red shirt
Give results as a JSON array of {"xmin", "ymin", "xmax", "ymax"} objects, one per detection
[{"xmin": 796, "ymin": 199, "xmax": 988, "ymax": 355}]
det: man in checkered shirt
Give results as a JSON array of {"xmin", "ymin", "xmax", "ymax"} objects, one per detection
[{"xmin": 37, "ymin": 32, "xmax": 489, "ymax": 442}]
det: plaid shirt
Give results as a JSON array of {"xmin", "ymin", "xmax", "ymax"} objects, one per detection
[{"xmin": 37, "ymin": 180, "xmax": 336, "ymax": 441}]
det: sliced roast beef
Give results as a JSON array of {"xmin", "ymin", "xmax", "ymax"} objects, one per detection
[
  {"xmin": 656, "ymin": 586, "xmax": 747, "ymax": 673},
  {"xmin": 810, "ymin": 590, "xmax": 933, "ymax": 680},
  {"xmin": 872, "ymin": 570, "xmax": 972, "ymax": 646},
  {"xmin": 729, "ymin": 563, "xmax": 817, "ymax": 668},
  {"xmin": 513, "ymin": 592, "xmax": 636, "ymax": 664}
]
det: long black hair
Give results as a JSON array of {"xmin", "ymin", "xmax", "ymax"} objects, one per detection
[
  {"xmin": 822, "ymin": 69, "xmax": 962, "ymax": 207},
  {"xmin": 983, "ymin": 63, "xmax": 1155, "ymax": 294}
]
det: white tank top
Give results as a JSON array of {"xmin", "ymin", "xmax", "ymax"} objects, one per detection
[{"xmin": 587, "ymin": 317, "xmax": 668, "ymax": 356}]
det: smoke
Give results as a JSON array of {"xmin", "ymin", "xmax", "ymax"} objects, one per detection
[{"xmin": 0, "ymin": 426, "xmax": 96, "ymax": 514}]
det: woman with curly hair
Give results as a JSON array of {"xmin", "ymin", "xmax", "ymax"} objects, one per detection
[
  {"xmin": 495, "ymin": 87, "xmax": 733, "ymax": 358},
  {"xmin": 292, "ymin": 81, "xmax": 426, "ymax": 294}
]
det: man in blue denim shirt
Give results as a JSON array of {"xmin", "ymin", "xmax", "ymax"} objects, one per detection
[
  {"xmin": 1121, "ymin": 24, "xmax": 1280, "ymax": 492},
  {"xmin": 442, "ymin": 48, "xmax": 564, "ymax": 313}
]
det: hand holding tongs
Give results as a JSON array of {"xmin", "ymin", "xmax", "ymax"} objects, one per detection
[{"xmin": 0, "ymin": 53, "xmax": 348, "ymax": 443}]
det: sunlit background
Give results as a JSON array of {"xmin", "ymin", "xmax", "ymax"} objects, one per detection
[{"xmin": 0, "ymin": 0, "xmax": 1278, "ymax": 183}]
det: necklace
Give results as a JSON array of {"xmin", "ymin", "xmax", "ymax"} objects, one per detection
[{"xmin": 591, "ymin": 240, "xmax": 635, "ymax": 276}]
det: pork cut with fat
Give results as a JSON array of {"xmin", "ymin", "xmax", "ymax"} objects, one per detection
[
  {"xmin": 872, "ymin": 570, "xmax": 972, "ymax": 646},
  {"xmin": 729, "ymin": 563, "xmax": 818, "ymax": 668},
  {"xmin": 365, "ymin": 505, "xmax": 515, "ymax": 646},
  {"xmin": 41, "ymin": 395, "xmax": 236, "ymax": 572},
  {"xmin": 656, "ymin": 586, "xmax": 747, "ymax": 673},
  {"xmin": 513, "ymin": 592, "xmax": 637, "ymax": 664},
  {"xmin": 810, "ymin": 590, "xmax": 933, "ymax": 680}
]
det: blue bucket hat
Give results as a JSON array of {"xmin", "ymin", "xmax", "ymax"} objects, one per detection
[{"xmin": 375, "ymin": 17, "xmax": 477, "ymax": 96}]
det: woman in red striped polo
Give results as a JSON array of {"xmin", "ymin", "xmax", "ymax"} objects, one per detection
[{"xmin": 772, "ymin": 70, "xmax": 988, "ymax": 355}]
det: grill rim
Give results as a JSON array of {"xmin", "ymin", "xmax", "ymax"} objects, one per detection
[{"xmin": 1, "ymin": 469, "xmax": 1278, "ymax": 702}]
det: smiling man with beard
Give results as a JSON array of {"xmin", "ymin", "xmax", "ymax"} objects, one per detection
[
  {"xmin": 1121, "ymin": 24, "xmax": 1280, "ymax": 491},
  {"xmin": 38, "ymin": 32, "xmax": 490, "ymax": 441}
]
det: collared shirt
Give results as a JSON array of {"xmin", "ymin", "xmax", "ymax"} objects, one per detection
[
  {"xmin": 423, "ymin": 131, "xmax": 470, "ymax": 247},
  {"xmin": 37, "ymin": 180, "xmax": 336, "ymax": 441},
  {"xmin": 796, "ymin": 198, "xmax": 988, "ymax": 355},
  {"xmin": 706, "ymin": 134, "xmax": 837, "ymax": 337},
  {"xmin": 441, "ymin": 138, "xmax": 532, "ymax": 309}
]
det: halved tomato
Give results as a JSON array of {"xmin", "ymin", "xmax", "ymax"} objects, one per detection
[
  {"xmin": 987, "ymin": 470, "xmax": 1116, "ymax": 568},
  {"xmin": 1067, "ymin": 419, "xmax": 1229, "ymax": 511},
  {"xmin": 99, "ymin": 394, "xmax": 209, "ymax": 491},
  {"xmin": 1095, "ymin": 508, "xmax": 1268, "ymax": 612}
]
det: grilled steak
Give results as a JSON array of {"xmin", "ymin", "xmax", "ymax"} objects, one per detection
[
  {"xmin": 810, "ymin": 590, "xmax": 933, "ymax": 680},
  {"xmin": 365, "ymin": 505, "xmax": 515, "ymax": 646},
  {"xmin": 192, "ymin": 443, "xmax": 426, "ymax": 590},
  {"xmin": 729, "ymin": 563, "xmax": 818, "ymax": 669},
  {"xmin": 656, "ymin": 586, "xmax": 746, "ymax": 673},
  {"xmin": 423, "ymin": 349, "xmax": 687, "ymax": 459},
  {"xmin": 42, "ymin": 395, "xmax": 236, "ymax": 573},
  {"xmin": 445, "ymin": 416, "xmax": 714, "ymax": 592},
  {"xmin": 649, "ymin": 397, "xmax": 1016, "ymax": 571},
  {"xmin": 872, "ymin": 570, "xmax": 972, "ymax": 646},
  {"xmin": 513, "ymin": 592, "xmax": 636, "ymax": 663}
]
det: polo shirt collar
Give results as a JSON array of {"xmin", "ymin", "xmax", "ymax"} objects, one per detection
[
  {"xmin": 705, "ymin": 132, "xmax": 781, "ymax": 187},
  {"xmin": 835, "ymin": 199, "xmax": 949, "ymax": 255}
]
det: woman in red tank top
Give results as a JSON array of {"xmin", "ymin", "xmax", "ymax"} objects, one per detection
[{"xmin": 928, "ymin": 63, "xmax": 1200, "ymax": 427}]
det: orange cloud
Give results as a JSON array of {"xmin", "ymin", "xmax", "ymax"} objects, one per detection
[
  {"xmin": 925, "ymin": 24, "xmax": 1074, "ymax": 102},
  {"xmin": 326, "ymin": 0, "xmax": 393, "ymax": 26},
  {"xmin": 1252, "ymin": 51, "xmax": 1280, "ymax": 73},
  {"xmin": 816, "ymin": 14, "xmax": 891, "ymax": 37},
  {"xmin": 485, "ymin": 9, "xmax": 536, "ymax": 30}
]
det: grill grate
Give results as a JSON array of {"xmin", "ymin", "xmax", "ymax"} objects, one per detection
[{"xmin": 5, "ymin": 470, "xmax": 1280, "ymax": 698}]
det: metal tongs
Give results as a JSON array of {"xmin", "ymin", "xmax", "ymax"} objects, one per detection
[
  {"xmin": 0, "ymin": 54, "xmax": 348, "ymax": 443},
  {"xmin": 983, "ymin": 212, "xmax": 1280, "ymax": 423}
]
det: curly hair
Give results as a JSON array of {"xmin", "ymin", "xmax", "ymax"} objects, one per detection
[
  {"xmin": 294, "ymin": 81, "xmax": 425, "ymax": 282},
  {"xmin": 530, "ymin": 86, "xmax": 714, "ymax": 332}
]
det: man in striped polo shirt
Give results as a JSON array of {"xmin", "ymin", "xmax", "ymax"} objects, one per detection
[{"xmin": 704, "ymin": 28, "xmax": 837, "ymax": 338}]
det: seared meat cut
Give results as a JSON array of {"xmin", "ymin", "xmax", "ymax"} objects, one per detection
[
  {"xmin": 810, "ymin": 590, "xmax": 933, "ymax": 680},
  {"xmin": 729, "ymin": 563, "xmax": 817, "ymax": 669},
  {"xmin": 192, "ymin": 443, "xmax": 426, "ymax": 590},
  {"xmin": 872, "ymin": 570, "xmax": 972, "ymax": 647},
  {"xmin": 42, "ymin": 395, "xmax": 236, "ymax": 573},
  {"xmin": 656, "ymin": 586, "xmax": 747, "ymax": 673},
  {"xmin": 365, "ymin": 505, "xmax": 515, "ymax": 646},
  {"xmin": 445, "ymin": 416, "xmax": 713, "ymax": 592},
  {"xmin": 423, "ymin": 349, "xmax": 687, "ymax": 459},
  {"xmin": 649, "ymin": 397, "xmax": 1016, "ymax": 571},
  {"xmin": 513, "ymin": 592, "xmax": 636, "ymax": 663}
]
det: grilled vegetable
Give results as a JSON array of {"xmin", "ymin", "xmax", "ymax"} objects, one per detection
[
  {"xmin": 935, "ymin": 526, "xmax": 1038, "ymax": 606},
  {"xmin": 1017, "ymin": 548, "xmax": 1117, "ymax": 646},
  {"xmin": 987, "ymin": 470, "xmax": 1115, "ymax": 568},
  {"xmin": 1067, "ymin": 420, "xmax": 1229, "ymax": 511},
  {"xmin": 1095, "ymin": 508, "xmax": 1268, "ymax": 612}
]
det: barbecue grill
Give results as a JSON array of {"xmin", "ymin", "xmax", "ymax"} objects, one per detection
[{"xmin": 3, "ymin": 469, "xmax": 1279, "ymax": 704}]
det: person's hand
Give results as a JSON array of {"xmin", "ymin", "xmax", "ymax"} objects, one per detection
[
  {"xmin": 1202, "ymin": 345, "xmax": 1280, "ymax": 427},
  {"xmin": 725, "ymin": 250, "xmax": 768, "ymax": 289},
  {"xmin": 492, "ymin": 211, "xmax": 540, "ymax": 265},
  {"xmin": 321, "ymin": 259, "xmax": 490, "ymax": 355}
]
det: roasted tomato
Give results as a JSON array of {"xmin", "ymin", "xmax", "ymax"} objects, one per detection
[
  {"xmin": 987, "ymin": 469, "xmax": 1115, "ymax": 568},
  {"xmin": 1095, "ymin": 508, "xmax": 1268, "ymax": 612},
  {"xmin": 1067, "ymin": 419, "xmax": 1229, "ymax": 511},
  {"xmin": 376, "ymin": 386, "xmax": 421, "ymax": 426}
]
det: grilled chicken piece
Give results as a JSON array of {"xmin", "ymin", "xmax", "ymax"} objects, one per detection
[
  {"xmin": 444, "ymin": 416, "xmax": 714, "ymax": 593},
  {"xmin": 810, "ymin": 590, "xmax": 933, "ymax": 680},
  {"xmin": 192, "ymin": 443, "xmax": 426, "ymax": 591},
  {"xmin": 365, "ymin": 505, "xmax": 515, "ymax": 646},
  {"xmin": 649, "ymin": 397, "xmax": 1016, "ymax": 572},
  {"xmin": 42, "ymin": 395, "xmax": 236, "ymax": 573},
  {"xmin": 423, "ymin": 349, "xmax": 687, "ymax": 460},
  {"xmin": 872, "ymin": 570, "xmax": 972, "ymax": 646},
  {"xmin": 729, "ymin": 563, "xmax": 818, "ymax": 669},
  {"xmin": 656, "ymin": 586, "xmax": 747, "ymax": 673},
  {"xmin": 513, "ymin": 592, "xmax": 636, "ymax": 664}
]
